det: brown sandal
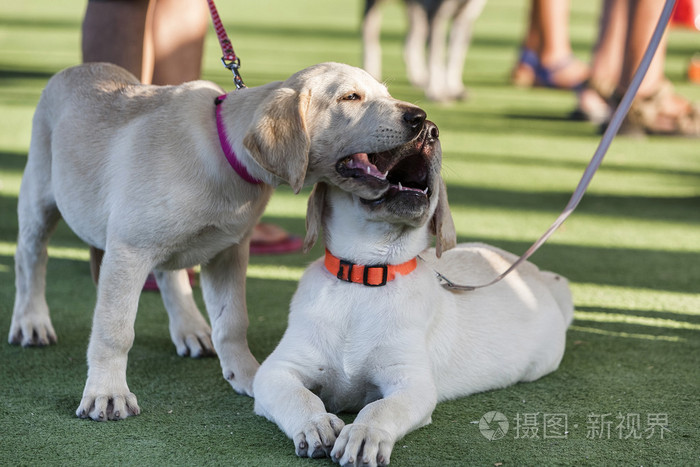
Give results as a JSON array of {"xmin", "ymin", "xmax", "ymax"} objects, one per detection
[{"xmin": 617, "ymin": 80, "xmax": 700, "ymax": 137}]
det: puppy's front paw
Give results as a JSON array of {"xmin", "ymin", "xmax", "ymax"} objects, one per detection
[
  {"xmin": 76, "ymin": 393, "xmax": 140, "ymax": 421},
  {"xmin": 293, "ymin": 413, "xmax": 345, "ymax": 459},
  {"xmin": 332, "ymin": 424, "xmax": 393, "ymax": 467},
  {"xmin": 76, "ymin": 379, "xmax": 140, "ymax": 421},
  {"xmin": 8, "ymin": 307, "xmax": 57, "ymax": 347}
]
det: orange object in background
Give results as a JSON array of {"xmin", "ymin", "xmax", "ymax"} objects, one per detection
[
  {"xmin": 672, "ymin": 0, "xmax": 700, "ymax": 83},
  {"xmin": 689, "ymin": 55, "xmax": 700, "ymax": 84}
]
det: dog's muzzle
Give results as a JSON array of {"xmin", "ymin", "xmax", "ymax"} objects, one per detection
[{"xmin": 336, "ymin": 121, "xmax": 439, "ymax": 205}]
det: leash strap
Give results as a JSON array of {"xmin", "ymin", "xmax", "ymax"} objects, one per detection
[
  {"xmin": 206, "ymin": 0, "xmax": 246, "ymax": 89},
  {"xmin": 325, "ymin": 249, "xmax": 418, "ymax": 287},
  {"xmin": 436, "ymin": 0, "xmax": 677, "ymax": 291}
]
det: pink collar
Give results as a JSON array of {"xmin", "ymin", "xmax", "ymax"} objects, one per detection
[{"xmin": 215, "ymin": 94, "xmax": 262, "ymax": 185}]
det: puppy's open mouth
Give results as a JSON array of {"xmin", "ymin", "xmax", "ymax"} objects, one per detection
[
  {"xmin": 336, "ymin": 151, "xmax": 430, "ymax": 204},
  {"xmin": 335, "ymin": 123, "xmax": 438, "ymax": 205}
]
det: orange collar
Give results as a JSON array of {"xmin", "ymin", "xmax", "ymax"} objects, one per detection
[{"xmin": 324, "ymin": 249, "xmax": 417, "ymax": 287}]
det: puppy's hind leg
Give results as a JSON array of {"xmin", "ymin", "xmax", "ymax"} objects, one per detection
[
  {"xmin": 155, "ymin": 269, "xmax": 215, "ymax": 358},
  {"xmin": 10, "ymin": 116, "xmax": 61, "ymax": 347},
  {"xmin": 541, "ymin": 271, "xmax": 574, "ymax": 327}
]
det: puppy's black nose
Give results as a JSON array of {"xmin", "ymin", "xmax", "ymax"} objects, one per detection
[
  {"xmin": 425, "ymin": 121, "xmax": 439, "ymax": 140},
  {"xmin": 403, "ymin": 107, "xmax": 427, "ymax": 131}
]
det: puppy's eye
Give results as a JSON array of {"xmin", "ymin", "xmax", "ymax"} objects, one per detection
[{"xmin": 341, "ymin": 92, "xmax": 361, "ymax": 101}]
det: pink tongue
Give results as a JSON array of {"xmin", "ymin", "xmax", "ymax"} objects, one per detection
[{"xmin": 347, "ymin": 153, "xmax": 386, "ymax": 179}]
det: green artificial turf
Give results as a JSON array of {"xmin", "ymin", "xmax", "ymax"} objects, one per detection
[{"xmin": 1, "ymin": 0, "xmax": 699, "ymax": 465}]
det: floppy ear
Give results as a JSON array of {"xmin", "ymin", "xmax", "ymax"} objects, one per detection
[
  {"xmin": 303, "ymin": 182, "xmax": 327, "ymax": 253},
  {"xmin": 243, "ymin": 87, "xmax": 311, "ymax": 193},
  {"xmin": 430, "ymin": 178, "xmax": 457, "ymax": 258}
]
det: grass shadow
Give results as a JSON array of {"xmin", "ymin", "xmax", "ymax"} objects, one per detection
[
  {"xmin": 446, "ymin": 184, "xmax": 700, "ymax": 224},
  {"xmin": 454, "ymin": 150, "xmax": 700, "ymax": 179}
]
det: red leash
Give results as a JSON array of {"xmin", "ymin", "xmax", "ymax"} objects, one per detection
[{"xmin": 206, "ymin": 0, "xmax": 246, "ymax": 89}]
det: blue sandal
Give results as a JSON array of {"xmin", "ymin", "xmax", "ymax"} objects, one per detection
[
  {"xmin": 511, "ymin": 47, "xmax": 539, "ymax": 87},
  {"xmin": 534, "ymin": 54, "xmax": 588, "ymax": 91}
]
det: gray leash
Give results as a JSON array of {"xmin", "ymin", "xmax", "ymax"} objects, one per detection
[{"xmin": 435, "ymin": 0, "xmax": 677, "ymax": 291}]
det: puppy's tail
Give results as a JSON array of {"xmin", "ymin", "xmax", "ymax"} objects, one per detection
[{"xmin": 541, "ymin": 271, "xmax": 574, "ymax": 327}]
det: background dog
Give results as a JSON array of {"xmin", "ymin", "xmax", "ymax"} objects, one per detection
[
  {"xmin": 363, "ymin": 0, "xmax": 487, "ymax": 102},
  {"xmin": 253, "ymin": 117, "xmax": 573, "ymax": 465},
  {"xmin": 10, "ymin": 61, "xmax": 427, "ymax": 421}
]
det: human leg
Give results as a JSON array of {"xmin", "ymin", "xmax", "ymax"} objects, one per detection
[
  {"xmin": 617, "ymin": 0, "xmax": 699, "ymax": 136},
  {"xmin": 148, "ymin": 0, "xmax": 209, "ymax": 85},
  {"xmin": 511, "ymin": 1, "xmax": 540, "ymax": 87},
  {"xmin": 532, "ymin": 0, "xmax": 589, "ymax": 89},
  {"xmin": 512, "ymin": 0, "xmax": 589, "ymax": 90},
  {"xmin": 81, "ymin": 0, "xmax": 151, "ymax": 81},
  {"xmin": 574, "ymin": 0, "xmax": 628, "ymax": 123}
]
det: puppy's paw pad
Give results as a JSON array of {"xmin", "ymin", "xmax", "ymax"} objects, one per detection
[
  {"xmin": 76, "ymin": 393, "xmax": 140, "ymax": 421},
  {"xmin": 293, "ymin": 413, "xmax": 345, "ymax": 458},
  {"xmin": 175, "ymin": 333, "xmax": 216, "ymax": 358},
  {"xmin": 8, "ymin": 318, "xmax": 57, "ymax": 347},
  {"xmin": 332, "ymin": 424, "xmax": 393, "ymax": 467}
]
